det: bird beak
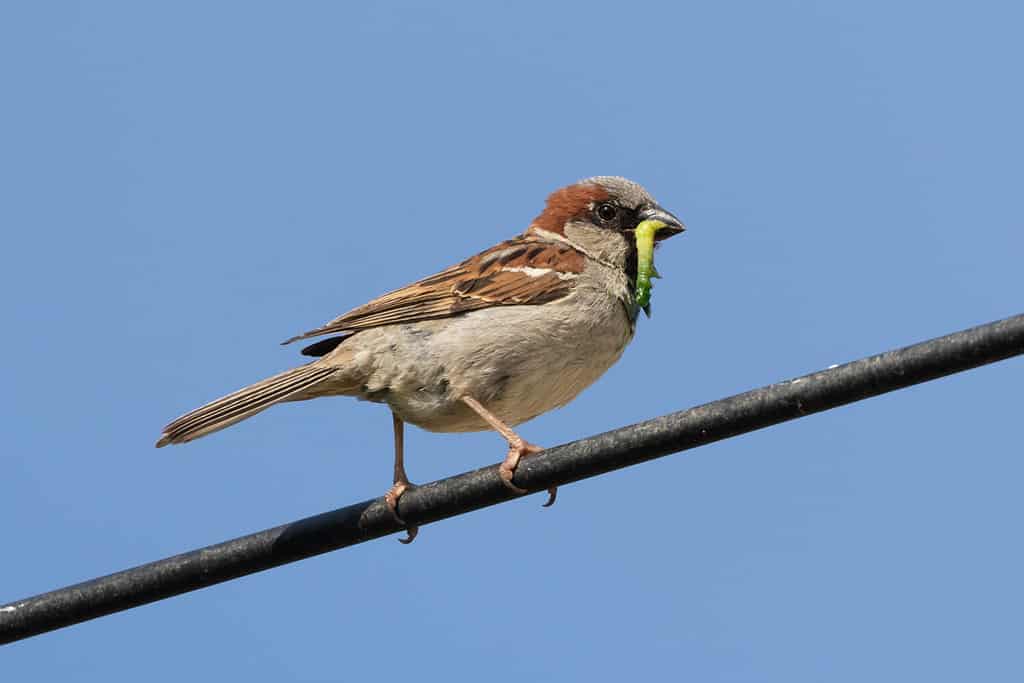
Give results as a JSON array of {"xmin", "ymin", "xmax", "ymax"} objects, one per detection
[{"xmin": 638, "ymin": 206, "xmax": 686, "ymax": 241}]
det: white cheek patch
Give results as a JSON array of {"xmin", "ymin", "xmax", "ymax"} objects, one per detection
[{"xmin": 501, "ymin": 266, "xmax": 578, "ymax": 281}]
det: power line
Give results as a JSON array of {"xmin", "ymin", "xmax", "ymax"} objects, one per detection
[{"xmin": 2, "ymin": 313, "xmax": 1023, "ymax": 645}]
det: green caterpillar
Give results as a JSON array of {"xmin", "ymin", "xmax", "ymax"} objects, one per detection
[{"xmin": 634, "ymin": 218, "xmax": 668, "ymax": 317}]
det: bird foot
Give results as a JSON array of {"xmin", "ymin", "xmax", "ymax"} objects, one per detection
[
  {"xmin": 499, "ymin": 441, "xmax": 558, "ymax": 506},
  {"xmin": 384, "ymin": 481, "xmax": 418, "ymax": 544}
]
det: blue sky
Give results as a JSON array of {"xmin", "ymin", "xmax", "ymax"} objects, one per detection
[{"xmin": 3, "ymin": 1, "xmax": 1022, "ymax": 680}]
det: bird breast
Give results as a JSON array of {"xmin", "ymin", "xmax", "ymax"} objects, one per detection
[{"xmin": 340, "ymin": 266, "xmax": 636, "ymax": 433}]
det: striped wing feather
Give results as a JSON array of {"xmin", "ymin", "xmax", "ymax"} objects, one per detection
[{"xmin": 282, "ymin": 235, "xmax": 584, "ymax": 345}]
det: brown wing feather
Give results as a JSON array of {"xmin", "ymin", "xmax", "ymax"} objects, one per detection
[{"xmin": 282, "ymin": 235, "xmax": 585, "ymax": 345}]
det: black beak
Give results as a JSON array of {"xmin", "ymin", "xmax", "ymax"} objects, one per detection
[{"xmin": 638, "ymin": 206, "xmax": 686, "ymax": 241}]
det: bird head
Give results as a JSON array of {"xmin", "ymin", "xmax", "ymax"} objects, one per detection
[{"xmin": 528, "ymin": 176, "xmax": 685, "ymax": 304}]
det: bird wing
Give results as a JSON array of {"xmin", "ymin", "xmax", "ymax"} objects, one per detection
[{"xmin": 281, "ymin": 235, "xmax": 585, "ymax": 345}]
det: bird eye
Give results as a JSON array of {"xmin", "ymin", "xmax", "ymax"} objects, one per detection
[{"xmin": 596, "ymin": 203, "xmax": 618, "ymax": 222}]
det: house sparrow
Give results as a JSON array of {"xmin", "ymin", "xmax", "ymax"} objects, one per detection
[{"xmin": 156, "ymin": 176, "xmax": 685, "ymax": 542}]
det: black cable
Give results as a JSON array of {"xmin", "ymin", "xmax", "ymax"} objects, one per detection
[{"xmin": 3, "ymin": 313, "xmax": 1022, "ymax": 645}]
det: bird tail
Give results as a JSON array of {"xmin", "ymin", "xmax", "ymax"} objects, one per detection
[{"xmin": 155, "ymin": 364, "xmax": 336, "ymax": 447}]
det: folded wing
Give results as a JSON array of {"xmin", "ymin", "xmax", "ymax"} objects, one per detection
[{"xmin": 282, "ymin": 235, "xmax": 585, "ymax": 345}]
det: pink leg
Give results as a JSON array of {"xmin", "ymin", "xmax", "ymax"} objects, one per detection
[
  {"xmin": 460, "ymin": 395, "xmax": 557, "ymax": 507},
  {"xmin": 384, "ymin": 412, "xmax": 418, "ymax": 544}
]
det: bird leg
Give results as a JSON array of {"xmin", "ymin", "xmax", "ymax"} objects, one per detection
[
  {"xmin": 384, "ymin": 412, "xmax": 418, "ymax": 544},
  {"xmin": 460, "ymin": 395, "xmax": 557, "ymax": 507}
]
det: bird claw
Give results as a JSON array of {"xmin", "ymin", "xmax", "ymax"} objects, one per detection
[
  {"xmin": 499, "ymin": 442, "xmax": 558, "ymax": 506},
  {"xmin": 384, "ymin": 481, "xmax": 419, "ymax": 544},
  {"xmin": 542, "ymin": 487, "xmax": 557, "ymax": 507},
  {"xmin": 498, "ymin": 460, "xmax": 529, "ymax": 494}
]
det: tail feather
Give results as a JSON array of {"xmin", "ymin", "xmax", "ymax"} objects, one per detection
[
  {"xmin": 168, "ymin": 369, "xmax": 320, "ymax": 434},
  {"xmin": 156, "ymin": 364, "xmax": 336, "ymax": 447}
]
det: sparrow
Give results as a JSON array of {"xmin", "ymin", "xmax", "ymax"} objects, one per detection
[{"xmin": 156, "ymin": 176, "xmax": 685, "ymax": 542}]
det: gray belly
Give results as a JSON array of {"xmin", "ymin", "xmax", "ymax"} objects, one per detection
[{"xmin": 351, "ymin": 290, "xmax": 635, "ymax": 433}]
